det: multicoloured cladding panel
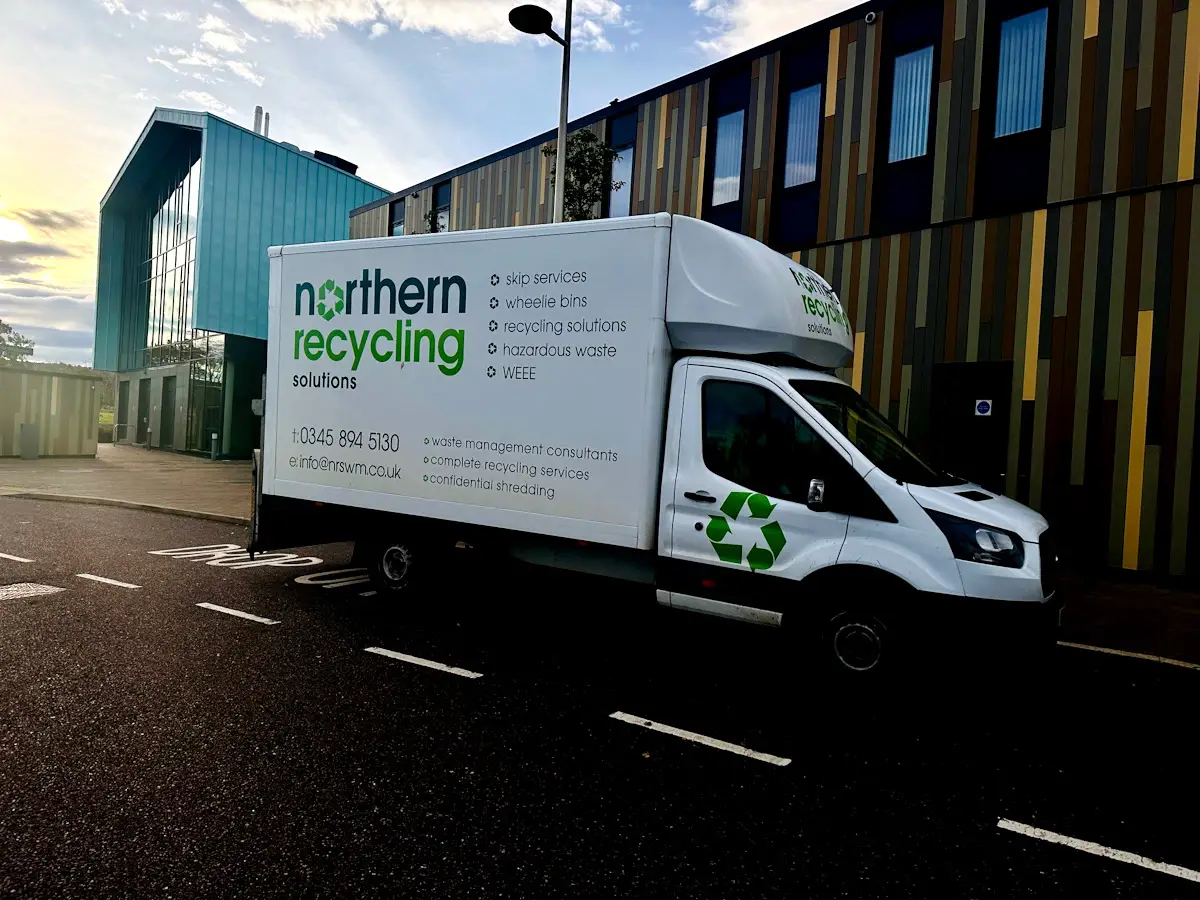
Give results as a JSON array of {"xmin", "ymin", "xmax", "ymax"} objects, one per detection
[
  {"xmin": 350, "ymin": 0, "xmax": 1200, "ymax": 575},
  {"xmin": 796, "ymin": 183, "xmax": 1200, "ymax": 576}
]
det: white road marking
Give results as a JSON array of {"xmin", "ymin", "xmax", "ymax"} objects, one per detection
[
  {"xmin": 196, "ymin": 602, "xmax": 280, "ymax": 625},
  {"xmin": 75, "ymin": 573, "xmax": 141, "ymax": 589},
  {"xmin": 293, "ymin": 567, "xmax": 371, "ymax": 589},
  {"xmin": 0, "ymin": 583, "xmax": 64, "ymax": 601},
  {"xmin": 364, "ymin": 647, "xmax": 483, "ymax": 679},
  {"xmin": 0, "ymin": 552, "xmax": 33, "ymax": 563},
  {"xmin": 359, "ymin": 590, "xmax": 377, "ymax": 597},
  {"xmin": 609, "ymin": 711, "xmax": 791, "ymax": 767},
  {"xmin": 997, "ymin": 819, "xmax": 1200, "ymax": 883},
  {"xmin": 1058, "ymin": 641, "xmax": 1200, "ymax": 671}
]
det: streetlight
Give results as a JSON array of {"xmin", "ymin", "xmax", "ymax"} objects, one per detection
[{"xmin": 509, "ymin": 2, "xmax": 571, "ymax": 224}]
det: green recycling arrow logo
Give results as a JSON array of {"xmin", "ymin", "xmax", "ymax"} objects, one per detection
[
  {"xmin": 705, "ymin": 491, "xmax": 787, "ymax": 571},
  {"xmin": 316, "ymin": 279, "xmax": 345, "ymax": 321}
]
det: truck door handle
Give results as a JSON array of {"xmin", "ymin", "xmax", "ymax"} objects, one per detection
[{"xmin": 684, "ymin": 491, "xmax": 716, "ymax": 503}]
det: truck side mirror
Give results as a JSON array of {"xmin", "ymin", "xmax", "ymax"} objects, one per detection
[{"xmin": 806, "ymin": 478, "xmax": 826, "ymax": 511}]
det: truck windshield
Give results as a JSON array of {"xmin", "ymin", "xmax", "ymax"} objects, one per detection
[{"xmin": 789, "ymin": 380, "xmax": 961, "ymax": 487}]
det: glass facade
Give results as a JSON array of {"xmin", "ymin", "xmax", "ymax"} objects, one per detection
[
  {"xmin": 187, "ymin": 331, "xmax": 225, "ymax": 452},
  {"xmin": 888, "ymin": 46, "xmax": 935, "ymax": 162},
  {"xmin": 783, "ymin": 84, "xmax": 822, "ymax": 187},
  {"xmin": 995, "ymin": 8, "xmax": 1048, "ymax": 137},
  {"xmin": 711, "ymin": 110, "xmax": 745, "ymax": 206},
  {"xmin": 141, "ymin": 157, "xmax": 200, "ymax": 365}
]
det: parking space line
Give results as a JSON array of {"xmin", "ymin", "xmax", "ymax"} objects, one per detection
[
  {"xmin": 364, "ymin": 647, "xmax": 483, "ymax": 679},
  {"xmin": 196, "ymin": 602, "xmax": 280, "ymax": 625},
  {"xmin": 1057, "ymin": 641, "xmax": 1200, "ymax": 671},
  {"xmin": 359, "ymin": 590, "xmax": 377, "ymax": 597},
  {"xmin": 76, "ymin": 574, "xmax": 141, "ymax": 589},
  {"xmin": 0, "ymin": 583, "xmax": 64, "ymax": 601},
  {"xmin": 0, "ymin": 552, "xmax": 33, "ymax": 563},
  {"xmin": 997, "ymin": 819, "xmax": 1200, "ymax": 883},
  {"xmin": 609, "ymin": 712, "xmax": 792, "ymax": 767}
]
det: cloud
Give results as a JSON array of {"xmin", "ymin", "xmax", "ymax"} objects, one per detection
[
  {"xmin": 161, "ymin": 44, "xmax": 263, "ymax": 84},
  {"xmin": 689, "ymin": 0, "xmax": 851, "ymax": 56},
  {"xmin": 9, "ymin": 210, "xmax": 94, "ymax": 234},
  {"xmin": 134, "ymin": 88, "xmax": 159, "ymax": 101},
  {"xmin": 202, "ymin": 30, "xmax": 248, "ymax": 52},
  {"xmin": 178, "ymin": 90, "xmax": 238, "ymax": 116},
  {"xmin": 148, "ymin": 56, "xmax": 183, "ymax": 73},
  {"xmin": 0, "ymin": 286, "xmax": 95, "ymax": 333},
  {"xmin": 0, "ymin": 242, "xmax": 74, "ymax": 277},
  {"xmin": 100, "ymin": 0, "xmax": 130, "ymax": 14},
  {"xmin": 162, "ymin": 10, "xmax": 190, "ymax": 20},
  {"xmin": 369, "ymin": 22, "xmax": 388, "ymax": 38},
  {"xmin": 223, "ymin": 59, "xmax": 264, "ymax": 85},
  {"xmin": 197, "ymin": 13, "xmax": 234, "ymax": 31},
  {"xmin": 236, "ymin": 0, "xmax": 631, "ymax": 49}
]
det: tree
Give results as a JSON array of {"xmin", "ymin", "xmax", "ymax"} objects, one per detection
[
  {"xmin": 542, "ymin": 130, "xmax": 626, "ymax": 222},
  {"xmin": 0, "ymin": 319, "xmax": 35, "ymax": 362}
]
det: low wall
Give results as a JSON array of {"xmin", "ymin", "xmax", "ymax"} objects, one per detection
[{"xmin": 0, "ymin": 367, "xmax": 102, "ymax": 458}]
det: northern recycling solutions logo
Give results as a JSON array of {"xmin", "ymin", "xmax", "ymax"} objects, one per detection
[
  {"xmin": 705, "ymin": 491, "xmax": 786, "ymax": 571},
  {"xmin": 316, "ymin": 279, "xmax": 344, "ymax": 321}
]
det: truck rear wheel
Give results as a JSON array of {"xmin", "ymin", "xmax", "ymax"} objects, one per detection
[{"xmin": 365, "ymin": 539, "xmax": 424, "ymax": 593}]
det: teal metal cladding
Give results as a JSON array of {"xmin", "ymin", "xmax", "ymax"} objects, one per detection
[
  {"xmin": 193, "ymin": 116, "xmax": 387, "ymax": 339},
  {"xmin": 93, "ymin": 109, "xmax": 388, "ymax": 370}
]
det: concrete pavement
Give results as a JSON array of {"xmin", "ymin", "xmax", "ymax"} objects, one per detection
[
  {"xmin": 0, "ymin": 443, "xmax": 252, "ymax": 520},
  {"xmin": 1, "ymin": 497, "xmax": 1199, "ymax": 898}
]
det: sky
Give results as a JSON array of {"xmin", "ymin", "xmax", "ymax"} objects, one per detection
[{"xmin": 0, "ymin": 0, "xmax": 853, "ymax": 366}]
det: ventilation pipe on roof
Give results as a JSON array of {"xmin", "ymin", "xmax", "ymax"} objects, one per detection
[
  {"xmin": 263, "ymin": 112, "xmax": 270, "ymax": 138},
  {"xmin": 253, "ymin": 105, "xmax": 263, "ymax": 134}
]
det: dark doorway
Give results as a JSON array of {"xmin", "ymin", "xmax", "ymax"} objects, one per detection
[
  {"xmin": 136, "ymin": 378, "xmax": 151, "ymax": 445},
  {"xmin": 160, "ymin": 376, "xmax": 177, "ymax": 449},
  {"xmin": 117, "ymin": 381, "xmax": 130, "ymax": 443},
  {"xmin": 929, "ymin": 362, "xmax": 1013, "ymax": 494}
]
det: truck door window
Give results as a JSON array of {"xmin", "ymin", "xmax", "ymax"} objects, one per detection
[{"xmin": 702, "ymin": 379, "xmax": 828, "ymax": 501}]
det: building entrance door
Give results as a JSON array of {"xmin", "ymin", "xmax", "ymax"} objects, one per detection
[
  {"xmin": 929, "ymin": 361, "xmax": 1013, "ymax": 494},
  {"xmin": 117, "ymin": 381, "xmax": 130, "ymax": 443},
  {"xmin": 136, "ymin": 378, "xmax": 150, "ymax": 445},
  {"xmin": 160, "ymin": 376, "xmax": 176, "ymax": 449}
]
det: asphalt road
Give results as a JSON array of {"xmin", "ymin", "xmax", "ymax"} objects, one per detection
[{"xmin": 1, "ymin": 496, "xmax": 1197, "ymax": 899}]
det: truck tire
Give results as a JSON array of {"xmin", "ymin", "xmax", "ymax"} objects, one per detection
[
  {"xmin": 364, "ymin": 538, "xmax": 425, "ymax": 594},
  {"xmin": 828, "ymin": 609, "xmax": 888, "ymax": 674}
]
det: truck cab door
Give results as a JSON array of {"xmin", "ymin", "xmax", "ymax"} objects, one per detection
[{"xmin": 660, "ymin": 362, "xmax": 851, "ymax": 624}]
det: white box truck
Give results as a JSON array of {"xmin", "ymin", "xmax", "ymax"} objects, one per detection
[{"xmin": 253, "ymin": 214, "xmax": 1060, "ymax": 671}]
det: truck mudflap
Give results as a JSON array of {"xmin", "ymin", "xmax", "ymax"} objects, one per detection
[{"xmin": 248, "ymin": 449, "xmax": 264, "ymax": 557}]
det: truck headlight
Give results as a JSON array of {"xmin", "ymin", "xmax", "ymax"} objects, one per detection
[{"xmin": 924, "ymin": 509, "xmax": 1025, "ymax": 568}]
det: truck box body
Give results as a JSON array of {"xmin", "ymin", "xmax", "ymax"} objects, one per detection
[
  {"xmin": 263, "ymin": 214, "xmax": 853, "ymax": 553},
  {"xmin": 265, "ymin": 216, "xmax": 675, "ymax": 550}
]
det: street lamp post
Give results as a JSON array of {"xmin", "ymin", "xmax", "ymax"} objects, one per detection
[{"xmin": 509, "ymin": 2, "xmax": 572, "ymax": 224}]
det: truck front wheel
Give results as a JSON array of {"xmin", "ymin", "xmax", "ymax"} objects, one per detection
[{"xmin": 829, "ymin": 611, "xmax": 888, "ymax": 673}]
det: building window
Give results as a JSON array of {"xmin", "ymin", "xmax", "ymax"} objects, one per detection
[
  {"xmin": 887, "ymin": 45, "xmax": 934, "ymax": 163},
  {"xmin": 433, "ymin": 181, "xmax": 451, "ymax": 233},
  {"xmin": 783, "ymin": 84, "xmax": 822, "ymax": 188},
  {"xmin": 141, "ymin": 154, "xmax": 200, "ymax": 365},
  {"xmin": 607, "ymin": 111, "xmax": 637, "ymax": 218},
  {"xmin": 389, "ymin": 199, "xmax": 405, "ymax": 236},
  {"xmin": 995, "ymin": 8, "xmax": 1048, "ymax": 137},
  {"xmin": 711, "ymin": 110, "xmax": 745, "ymax": 206}
]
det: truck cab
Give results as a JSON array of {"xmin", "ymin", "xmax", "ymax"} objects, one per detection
[{"xmin": 656, "ymin": 355, "xmax": 1058, "ymax": 671}]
